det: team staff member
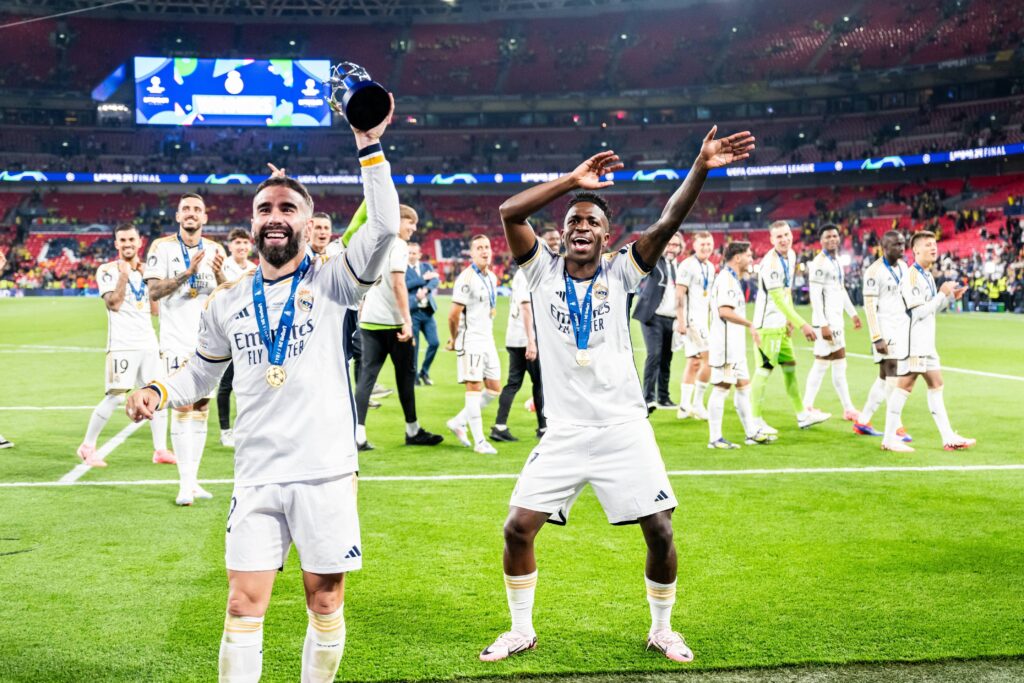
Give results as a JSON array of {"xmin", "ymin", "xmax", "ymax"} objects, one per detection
[
  {"xmin": 216, "ymin": 228, "xmax": 257, "ymax": 448},
  {"xmin": 632, "ymin": 233, "xmax": 684, "ymax": 410},
  {"xmin": 405, "ymin": 242, "xmax": 440, "ymax": 385}
]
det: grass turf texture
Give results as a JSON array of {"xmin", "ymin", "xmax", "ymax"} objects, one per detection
[{"xmin": 0, "ymin": 296, "xmax": 1022, "ymax": 682}]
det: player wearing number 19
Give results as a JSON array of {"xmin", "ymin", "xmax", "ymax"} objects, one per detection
[
  {"xmin": 481, "ymin": 126, "xmax": 755, "ymax": 665},
  {"xmin": 127, "ymin": 96, "xmax": 399, "ymax": 683},
  {"xmin": 76, "ymin": 224, "xmax": 174, "ymax": 468}
]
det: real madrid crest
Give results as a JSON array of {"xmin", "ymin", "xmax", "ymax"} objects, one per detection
[
  {"xmin": 297, "ymin": 288, "xmax": 314, "ymax": 313},
  {"xmin": 593, "ymin": 282, "xmax": 609, "ymax": 301}
]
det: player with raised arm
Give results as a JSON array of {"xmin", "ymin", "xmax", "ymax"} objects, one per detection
[
  {"xmin": 705, "ymin": 241, "xmax": 773, "ymax": 449},
  {"xmin": 853, "ymin": 231, "xmax": 912, "ymax": 441},
  {"xmin": 127, "ymin": 98, "xmax": 398, "ymax": 683},
  {"xmin": 674, "ymin": 230, "xmax": 716, "ymax": 420},
  {"xmin": 749, "ymin": 221, "xmax": 828, "ymax": 433},
  {"xmin": 77, "ymin": 224, "xmax": 174, "ymax": 467},
  {"xmin": 446, "ymin": 234, "xmax": 503, "ymax": 454},
  {"xmin": 144, "ymin": 193, "xmax": 227, "ymax": 506},
  {"xmin": 480, "ymin": 126, "xmax": 754, "ymax": 664},
  {"xmin": 881, "ymin": 231, "xmax": 974, "ymax": 453},
  {"xmin": 802, "ymin": 224, "xmax": 862, "ymax": 420},
  {"xmin": 216, "ymin": 228, "xmax": 257, "ymax": 447}
]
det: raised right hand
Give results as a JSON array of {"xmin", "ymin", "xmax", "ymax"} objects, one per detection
[
  {"xmin": 569, "ymin": 151, "xmax": 623, "ymax": 190},
  {"xmin": 126, "ymin": 388, "xmax": 160, "ymax": 422}
]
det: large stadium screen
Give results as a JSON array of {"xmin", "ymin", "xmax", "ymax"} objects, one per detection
[{"xmin": 133, "ymin": 57, "xmax": 332, "ymax": 127}]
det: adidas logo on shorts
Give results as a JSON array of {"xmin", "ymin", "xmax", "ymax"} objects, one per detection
[
  {"xmin": 654, "ymin": 490, "xmax": 670, "ymax": 502},
  {"xmin": 344, "ymin": 545, "xmax": 362, "ymax": 559}
]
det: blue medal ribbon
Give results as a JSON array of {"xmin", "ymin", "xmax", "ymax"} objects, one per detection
[
  {"xmin": 775, "ymin": 249, "xmax": 790, "ymax": 287},
  {"xmin": 699, "ymin": 259, "xmax": 710, "ymax": 293},
  {"xmin": 177, "ymin": 234, "xmax": 204, "ymax": 292},
  {"xmin": 471, "ymin": 264, "xmax": 495, "ymax": 310},
  {"xmin": 883, "ymin": 257, "xmax": 902, "ymax": 284},
  {"xmin": 724, "ymin": 265, "xmax": 740, "ymax": 282},
  {"xmin": 563, "ymin": 263, "xmax": 602, "ymax": 353},
  {"xmin": 913, "ymin": 263, "xmax": 936, "ymax": 296},
  {"xmin": 252, "ymin": 255, "xmax": 312, "ymax": 371},
  {"xmin": 127, "ymin": 270, "xmax": 147, "ymax": 302},
  {"xmin": 825, "ymin": 251, "xmax": 843, "ymax": 284}
]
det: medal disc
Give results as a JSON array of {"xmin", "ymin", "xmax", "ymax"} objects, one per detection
[
  {"xmin": 490, "ymin": 308, "xmax": 496, "ymax": 319},
  {"xmin": 189, "ymin": 288, "xmax": 198, "ymax": 298},
  {"xmin": 266, "ymin": 365, "xmax": 287, "ymax": 388},
  {"xmin": 575, "ymin": 349, "xmax": 591, "ymax": 367}
]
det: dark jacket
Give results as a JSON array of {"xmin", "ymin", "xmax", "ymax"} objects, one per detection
[
  {"xmin": 406, "ymin": 260, "xmax": 439, "ymax": 314},
  {"xmin": 631, "ymin": 257, "xmax": 674, "ymax": 324}
]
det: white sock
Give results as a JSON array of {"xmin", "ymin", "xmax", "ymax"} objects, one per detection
[
  {"xmin": 301, "ymin": 606, "xmax": 345, "ymax": 683},
  {"xmin": 804, "ymin": 359, "xmax": 830, "ymax": 409},
  {"xmin": 927, "ymin": 388, "xmax": 957, "ymax": 443},
  {"xmin": 83, "ymin": 394, "xmax": 124, "ymax": 447},
  {"xmin": 405, "ymin": 421, "xmax": 420, "ymax": 437},
  {"xmin": 482, "ymin": 390, "xmax": 499, "ymax": 409},
  {"xmin": 493, "ymin": 423, "xmax": 507, "ymax": 430},
  {"xmin": 645, "ymin": 576, "xmax": 676, "ymax": 633},
  {"xmin": 464, "ymin": 391, "xmax": 485, "ymax": 444},
  {"xmin": 219, "ymin": 614, "xmax": 263, "ymax": 683},
  {"xmin": 708, "ymin": 386, "xmax": 728, "ymax": 442},
  {"xmin": 150, "ymin": 408, "xmax": 168, "ymax": 451},
  {"xmin": 883, "ymin": 388, "xmax": 910, "ymax": 447},
  {"xmin": 859, "ymin": 378, "xmax": 888, "ymax": 424},
  {"xmin": 734, "ymin": 386, "xmax": 756, "ymax": 438},
  {"xmin": 885, "ymin": 377, "xmax": 904, "ymax": 430},
  {"xmin": 830, "ymin": 358, "xmax": 855, "ymax": 411},
  {"xmin": 505, "ymin": 571, "xmax": 538, "ymax": 638},
  {"xmin": 355, "ymin": 424, "xmax": 367, "ymax": 444},
  {"xmin": 693, "ymin": 381, "xmax": 708, "ymax": 410},
  {"xmin": 171, "ymin": 411, "xmax": 193, "ymax": 489},
  {"xmin": 679, "ymin": 383, "xmax": 695, "ymax": 411},
  {"xmin": 191, "ymin": 410, "xmax": 209, "ymax": 486}
]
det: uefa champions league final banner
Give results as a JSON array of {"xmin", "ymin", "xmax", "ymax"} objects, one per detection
[{"xmin": 2, "ymin": 142, "xmax": 1021, "ymax": 187}]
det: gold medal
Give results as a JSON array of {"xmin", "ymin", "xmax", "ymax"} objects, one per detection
[
  {"xmin": 189, "ymin": 287, "xmax": 198, "ymax": 298},
  {"xmin": 490, "ymin": 308, "xmax": 496, "ymax": 319},
  {"xmin": 136, "ymin": 300, "xmax": 145, "ymax": 310},
  {"xmin": 575, "ymin": 349, "xmax": 591, "ymax": 367},
  {"xmin": 266, "ymin": 365, "xmax": 286, "ymax": 388}
]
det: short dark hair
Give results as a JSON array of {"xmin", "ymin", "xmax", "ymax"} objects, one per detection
[
  {"xmin": 818, "ymin": 223, "xmax": 840, "ymax": 239},
  {"xmin": 179, "ymin": 192, "xmax": 204, "ymax": 205},
  {"xmin": 227, "ymin": 228, "xmax": 251, "ymax": 242},
  {"xmin": 112, "ymin": 223, "xmax": 138, "ymax": 238},
  {"xmin": 910, "ymin": 230, "xmax": 935, "ymax": 249},
  {"xmin": 724, "ymin": 241, "xmax": 751, "ymax": 262},
  {"xmin": 254, "ymin": 176, "xmax": 314, "ymax": 213},
  {"xmin": 567, "ymin": 191, "xmax": 612, "ymax": 222},
  {"xmin": 538, "ymin": 226, "xmax": 559, "ymax": 237}
]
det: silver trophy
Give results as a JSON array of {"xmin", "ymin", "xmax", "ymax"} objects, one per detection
[{"xmin": 327, "ymin": 62, "xmax": 391, "ymax": 131}]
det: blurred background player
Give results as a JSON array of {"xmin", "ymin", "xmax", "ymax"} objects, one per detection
[
  {"xmin": 354, "ymin": 204, "xmax": 443, "ymax": 450},
  {"xmin": 750, "ymin": 221, "xmax": 828, "ymax": 433},
  {"xmin": 674, "ymin": 230, "xmax": 716, "ymax": 420},
  {"xmin": 882, "ymin": 231, "xmax": 975, "ymax": 453},
  {"xmin": 633, "ymin": 232, "xmax": 684, "ymax": 411},
  {"xmin": 216, "ymin": 228, "xmax": 257, "ymax": 448},
  {"xmin": 802, "ymin": 224, "xmax": 862, "ymax": 420},
  {"xmin": 446, "ymin": 234, "xmax": 502, "ymax": 454},
  {"xmin": 308, "ymin": 211, "xmax": 334, "ymax": 257},
  {"xmin": 854, "ymin": 231, "xmax": 912, "ymax": 441},
  {"xmin": 77, "ymin": 224, "xmax": 173, "ymax": 467},
  {"xmin": 405, "ymin": 241, "xmax": 440, "ymax": 386},
  {"xmin": 144, "ymin": 192, "xmax": 226, "ymax": 506},
  {"xmin": 705, "ymin": 241, "xmax": 772, "ymax": 449},
  {"xmin": 491, "ymin": 227, "xmax": 559, "ymax": 442}
]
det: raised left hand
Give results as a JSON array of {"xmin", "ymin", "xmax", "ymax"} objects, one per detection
[{"xmin": 699, "ymin": 126, "xmax": 756, "ymax": 169}]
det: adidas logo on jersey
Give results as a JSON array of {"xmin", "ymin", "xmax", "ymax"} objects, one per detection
[
  {"xmin": 234, "ymin": 306, "xmax": 251, "ymax": 320},
  {"xmin": 654, "ymin": 490, "xmax": 670, "ymax": 502},
  {"xmin": 344, "ymin": 545, "xmax": 362, "ymax": 559}
]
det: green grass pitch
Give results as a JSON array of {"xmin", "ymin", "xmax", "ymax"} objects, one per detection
[{"xmin": 1, "ymin": 296, "xmax": 1022, "ymax": 682}]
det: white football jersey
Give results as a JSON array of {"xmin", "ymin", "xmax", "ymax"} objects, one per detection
[
  {"xmin": 144, "ymin": 234, "xmax": 226, "ymax": 354},
  {"xmin": 709, "ymin": 267, "xmax": 747, "ymax": 367},
  {"xmin": 862, "ymin": 257, "xmax": 908, "ymax": 347},
  {"xmin": 504, "ymin": 269, "xmax": 530, "ymax": 349},
  {"xmin": 452, "ymin": 265, "xmax": 498, "ymax": 350},
  {"xmin": 96, "ymin": 261, "xmax": 158, "ymax": 353},
  {"xmin": 900, "ymin": 264, "xmax": 944, "ymax": 358},
  {"xmin": 807, "ymin": 251, "xmax": 855, "ymax": 328},
  {"xmin": 221, "ymin": 257, "xmax": 256, "ymax": 283},
  {"xmin": 753, "ymin": 249, "xmax": 796, "ymax": 330},
  {"xmin": 360, "ymin": 239, "xmax": 408, "ymax": 326},
  {"xmin": 518, "ymin": 240, "xmax": 649, "ymax": 426},
  {"xmin": 676, "ymin": 254, "xmax": 715, "ymax": 329}
]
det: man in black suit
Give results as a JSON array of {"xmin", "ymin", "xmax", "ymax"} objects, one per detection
[
  {"xmin": 405, "ymin": 241, "xmax": 441, "ymax": 385},
  {"xmin": 632, "ymin": 232, "xmax": 684, "ymax": 410}
]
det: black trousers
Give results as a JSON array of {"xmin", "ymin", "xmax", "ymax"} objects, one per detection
[
  {"xmin": 216, "ymin": 361, "xmax": 234, "ymax": 430},
  {"xmin": 495, "ymin": 346, "xmax": 546, "ymax": 429},
  {"xmin": 354, "ymin": 327, "xmax": 417, "ymax": 425},
  {"xmin": 640, "ymin": 315, "xmax": 674, "ymax": 404}
]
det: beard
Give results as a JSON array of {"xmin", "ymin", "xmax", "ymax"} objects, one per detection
[{"xmin": 257, "ymin": 224, "xmax": 302, "ymax": 268}]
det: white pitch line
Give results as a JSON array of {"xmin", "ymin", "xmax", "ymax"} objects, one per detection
[
  {"xmin": 57, "ymin": 421, "xmax": 145, "ymax": 484},
  {"xmin": 3, "ymin": 463, "xmax": 1023, "ymax": 489},
  {"xmin": 0, "ymin": 406, "xmax": 97, "ymax": 411},
  {"xmin": 801, "ymin": 349, "xmax": 1024, "ymax": 382},
  {"xmin": 0, "ymin": 344, "xmax": 104, "ymax": 353}
]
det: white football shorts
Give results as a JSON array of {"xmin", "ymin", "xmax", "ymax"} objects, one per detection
[
  {"xmin": 457, "ymin": 343, "xmax": 501, "ymax": 383},
  {"xmin": 683, "ymin": 325, "xmax": 710, "ymax": 357},
  {"xmin": 225, "ymin": 473, "xmax": 362, "ymax": 574},
  {"xmin": 812, "ymin": 323, "xmax": 846, "ymax": 356},
  {"xmin": 897, "ymin": 354, "xmax": 941, "ymax": 376},
  {"xmin": 161, "ymin": 349, "xmax": 216, "ymax": 399},
  {"xmin": 105, "ymin": 348, "xmax": 160, "ymax": 393},
  {"xmin": 709, "ymin": 356, "xmax": 750, "ymax": 386},
  {"xmin": 510, "ymin": 418, "xmax": 677, "ymax": 525}
]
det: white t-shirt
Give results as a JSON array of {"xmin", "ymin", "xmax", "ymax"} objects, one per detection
[
  {"xmin": 360, "ymin": 239, "xmax": 408, "ymax": 327},
  {"xmin": 654, "ymin": 257, "xmax": 677, "ymax": 318},
  {"xmin": 676, "ymin": 255, "xmax": 715, "ymax": 329},
  {"xmin": 900, "ymin": 264, "xmax": 945, "ymax": 357},
  {"xmin": 504, "ymin": 269, "xmax": 531, "ymax": 349},
  {"xmin": 863, "ymin": 257, "xmax": 909, "ymax": 345},
  {"xmin": 808, "ymin": 251, "xmax": 855, "ymax": 328},
  {"xmin": 753, "ymin": 249, "xmax": 796, "ymax": 330},
  {"xmin": 518, "ymin": 240, "xmax": 649, "ymax": 425},
  {"xmin": 96, "ymin": 261, "xmax": 158, "ymax": 353},
  {"xmin": 143, "ymin": 234, "xmax": 226, "ymax": 354},
  {"xmin": 221, "ymin": 257, "xmax": 257, "ymax": 283},
  {"xmin": 452, "ymin": 264, "xmax": 498, "ymax": 350},
  {"xmin": 709, "ymin": 267, "xmax": 747, "ymax": 367}
]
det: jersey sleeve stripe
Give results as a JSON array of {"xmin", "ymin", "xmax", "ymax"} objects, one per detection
[
  {"xmin": 195, "ymin": 350, "xmax": 231, "ymax": 363},
  {"xmin": 146, "ymin": 381, "xmax": 169, "ymax": 410},
  {"xmin": 628, "ymin": 242, "xmax": 653, "ymax": 274},
  {"xmin": 343, "ymin": 252, "xmax": 378, "ymax": 286},
  {"xmin": 513, "ymin": 238, "xmax": 540, "ymax": 267}
]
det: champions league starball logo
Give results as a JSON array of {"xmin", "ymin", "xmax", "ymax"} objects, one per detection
[
  {"xmin": 148, "ymin": 255, "xmax": 158, "ymax": 266},
  {"xmin": 867, "ymin": 278, "xmax": 876, "ymax": 288}
]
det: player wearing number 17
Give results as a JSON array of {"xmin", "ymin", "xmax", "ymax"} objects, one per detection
[
  {"xmin": 127, "ymin": 95, "xmax": 400, "ymax": 683},
  {"xmin": 481, "ymin": 126, "xmax": 755, "ymax": 664}
]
